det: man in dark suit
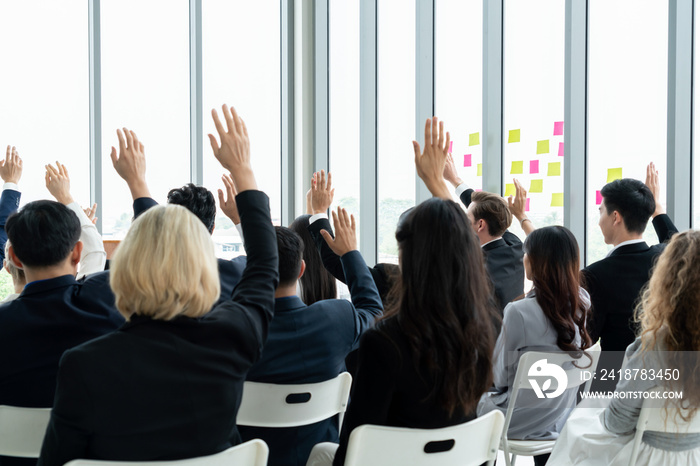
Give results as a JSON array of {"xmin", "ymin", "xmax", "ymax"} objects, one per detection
[
  {"xmin": 239, "ymin": 210, "xmax": 383, "ymax": 466},
  {"xmin": 110, "ymin": 131, "xmax": 245, "ymax": 305}
]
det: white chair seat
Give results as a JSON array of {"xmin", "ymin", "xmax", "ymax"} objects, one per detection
[
  {"xmin": 502, "ymin": 439, "xmax": 555, "ymax": 456},
  {"xmin": 0, "ymin": 405, "xmax": 52, "ymax": 458}
]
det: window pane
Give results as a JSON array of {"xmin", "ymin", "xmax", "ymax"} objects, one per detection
[
  {"xmin": 503, "ymin": 0, "xmax": 565, "ymax": 241},
  {"xmin": 695, "ymin": 4, "xmax": 700, "ymax": 228},
  {"xmin": 0, "ymin": 0, "xmax": 89, "ymax": 207},
  {"xmin": 435, "ymin": 0, "xmax": 483, "ymax": 194},
  {"xmin": 202, "ymin": 0, "xmax": 281, "ymax": 258},
  {"xmin": 587, "ymin": 0, "xmax": 668, "ymax": 264},
  {"xmin": 101, "ymin": 0, "xmax": 190, "ymax": 238},
  {"xmin": 377, "ymin": 0, "xmax": 416, "ymax": 264}
]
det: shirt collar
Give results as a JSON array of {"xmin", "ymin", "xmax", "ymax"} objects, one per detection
[
  {"xmin": 606, "ymin": 239, "xmax": 647, "ymax": 257},
  {"xmin": 481, "ymin": 237, "xmax": 503, "ymax": 248}
]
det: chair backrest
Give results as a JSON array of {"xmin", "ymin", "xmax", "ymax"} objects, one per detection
[
  {"xmin": 236, "ymin": 372, "xmax": 352, "ymax": 428},
  {"xmin": 503, "ymin": 342, "xmax": 602, "ymax": 439},
  {"xmin": 63, "ymin": 439, "xmax": 268, "ymax": 466},
  {"xmin": 0, "ymin": 405, "xmax": 52, "ymax": 458},
  {"xmin": 628, "ymin": 388, "xmax": 700, "ymax": 466},
  {"xmin": 343, "ymin": 411, "xmax": 504, "ymax": 466}
]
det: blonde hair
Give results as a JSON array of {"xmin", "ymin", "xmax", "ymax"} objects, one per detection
[
  {"xmin": 110, "ymin": 205, "xmax": 220, "ymax": 321},
  {"xmin": 636, "ymin": 230, "xmax": 700, "ymax": 420}
]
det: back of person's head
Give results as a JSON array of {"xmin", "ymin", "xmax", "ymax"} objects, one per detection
[
  {"xmin": 637, "ymin": 230, "xmax": 700, "ymax": 420},
  {"xmin": 6, "ymin": 200, "xmax": 81, "ymax": 268},
  {"xmin": 289, "ymin": 215, "xmax": 337, "ymax": 304},
  {"xmin": 385, "ymin": 197, "xmax": 498, "ymax": 417},
  {"xmin": 110, "ymin": 204, "xmax": 220, "ymax": 321},
  {"xmin": 470, "ymin": 191, "xmax": 512, "ymax": 237},
  {"xmin": 275, "ymin": 226, "xmax": 304, "ymax": 288},
  {"xmin": 167, "ymin": 183, "xmax": 216, "ymax": 234},
  {"xmin": 600, "ymin": 178, "xmax": 655, "ymax": 234},
  {"xmin": 523, "ymin": 226, "xmax": 591, "ymax": 353},
  {"xmin": 4, "ymin": 241, "xmax": 25, "ymax": 286}
]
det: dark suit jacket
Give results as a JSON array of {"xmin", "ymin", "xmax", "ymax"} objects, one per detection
[
  {"xmin": 37, "ymin": 190, "xmax": 279, "ymax": 466},
  {"xmin": 239, "ymin": 250, "xmax": 383, "ymax": 466},
  {"xmin": 133, "ymin": 197, "xmax": 247, "ymax": 305},
  {"xmin": 582, "ymin": 214, "xmax": 678, "ymax": 352},
  {"xmin": 459, "ymin": 189, "xmax": 525, "ymax": 311},
  {"xmin": 0, "ymin": 188, "xmax": 21, "ymax": 263}
]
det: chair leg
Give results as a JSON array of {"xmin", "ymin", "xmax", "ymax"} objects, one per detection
[{"xmin": 510, "ymin": 453, "xmax": 517, "ymax": 466}]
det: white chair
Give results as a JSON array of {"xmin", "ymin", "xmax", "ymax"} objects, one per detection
[
  {"xmin": 0, "ymin": 405, "xmax": 52, "ymax": 458},
  {"xmin": 500, "ymin": 341, "xmax": 601, "ymax": 466},
  {"xmin": 627, "ymin": 388, "xmax": 700, "ymax": 466},
  {"xmin": 237, "ymin": 372, "xmax": 352, "ymax": 428},
  {"xmin": 341, "ymin": 410, "xmax": 504, "ymax": 466},
  {"xmin": 63, "ymin": 439, "xmax": 268, "ymax": 466}
]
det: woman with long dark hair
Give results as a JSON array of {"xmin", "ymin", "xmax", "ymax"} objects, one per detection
[
  {"xmin": 289, "ymin": 214, "xmax": 337, "ymax": 304},
  {"xmin": 478, "ymin": 225, "xmax": 592, "ymax": 466}
]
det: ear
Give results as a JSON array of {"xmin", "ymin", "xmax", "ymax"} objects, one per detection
[
  {"xmin": 3, "ymin": 259, "xmax": 8, "ymax": 274},
  {"xmin": 612, "ymin": 210, "xmax": 624, "ymax": 227},
  {"xmin": 298, "ymin": 259, "xmax": 306, "ymax": 280},
  {"xmin": 477, "ymin": 219, "xmax": 487, "ymax": 234},
  {"xmin": 70, "ymin": 241, "xmax": 84, "ymax": 266},
  {"xmin": 8, "ymin": 246, "xmax": 24, "ymax": 270}
]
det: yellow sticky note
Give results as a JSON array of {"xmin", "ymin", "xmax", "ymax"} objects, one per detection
[
  {"xmin": 477, "ymin": 163, "xmax": 483, "ymax": 176},
  {"xmin": 607, "ymin": 167, "xmax": 623, "ymax": 183},
  {"xmin": 469, "ymin": 132, "xmax": 480, "ymax": 146},
  {"xmin": 536, "ymin": 140, "xmax": 549, "ymax": 154},
  {"xmin": 505, "ymin": 184, "xmax": 516, "ymax": 197},
  {"xmin": 510, "ymin": 161, "xmax": 523, "ymax": 174},
  {"xmin": 551, "ymin": 193, "xmax": 564, "ymax": 207},
  {"xmin": 548, "ymin": 162, "xmax": 561, "ymax": 176},
  {"xmin": 530, "ymin": 179, "xmax": 543, "ymax": 193},
  {"xmin": 508, "ymin": 129, "xmax": 521, "ymax": 143}
]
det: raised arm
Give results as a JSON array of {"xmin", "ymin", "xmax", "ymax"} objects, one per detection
[
  {"xmin": 414, "ymin": 116, "xmax": 452, "ymax": 200},
  {"xmin": 0, "ymin": 146, "xmax": 22, "ymax": 262},
  {"xmin": 508, "ymin": 178, "xmax": 534, "ymax": 236},
  {"xmin": 46, "ymin": 163, "xmax": 106, "ymax": 277},
  {"xmin": 110, "ymin": 128, "xmax": 156, "ymax": 218},
  {"xmin": 645, "ymin": 162, "xmax": 678, "ymax": 243}
]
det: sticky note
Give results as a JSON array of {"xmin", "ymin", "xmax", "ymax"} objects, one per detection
[
  {"xmin": 536, "ymin": 140, "xmax": 549, "ymax": 154},
  {"xmin": 477, "ymin": 163, "xmax": 482, "ymax": 176},
  {"xmin": 529, "ymin": 160, "xmax": 539, "ymax": 174},
  {"xmin": 463, "ymin": 154, "xmax": 472, "ymax": 167},
  {"xmin": 553, "ymin": 121, "xmax": 564, "ymax": 136},
  {"xmin": 469, "ymin": 132, "xmax": 480, "ymax": 146},
  {"xmin": 449, "ymin": 141, "xmax": 453, "ymax": 153},
  {"xmin": 596, "ymin": 190, "xmax": 603, "ymax": 205},
  {"xmin": 548, "ymin": 162, "xmax": 561, "ymax": 176},
  {"xmin": 505, "ymin": 184, "xmax": 516, "ymax": 197},
  {"xmin": 525, "ymin": 198, "xmax": 531, "ymax": 212},
  {"xmin": 558, "ymin": 142, "xmax": 564, "ymax": 157},
  {"xmin": 530, "ymin": 179, "xmax": 543, "ymax": 193},
  {"xmin": 510, "ymin": 161, "xmax": 523, "ymax": 174},
  {"xmin": 508, "ymin": 129, "xmax": 521, "ymax": 143},
  {"xmin": 607, "ymin": 167, "xmax": 623, "ymax": 183},
  {"xmin": 551, "ymin": 193, "xmax": 564, "ymax": 207}
]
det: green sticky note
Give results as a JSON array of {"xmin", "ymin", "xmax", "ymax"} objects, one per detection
[
  {"xmin": 530, "ymin": 179, "xmax": 544, "ymax": 193},
  {"xmin": 508, "ymin": 129, "xmax": 521, "ymax": 143},
  {"xmin": 477, "ymin": 163, "xmax": 483, "ymax": 176},
  {"xmin": 469, "ymin": 132, "xmax": 480, "ymax": 146},
  {"xmin": 510, "ymin": 161, "xmax": 523, "ymax": 174},
  {"xmin": 547, "ymin": 162, "xmax": 561, "ymax": 176},
  {"xmin": 536, "ymin": 140, "xmax": 550, "ymax": 154},
  {"xmin": 505, "ymin": 184, "xmax": 516, "ymax": 197},
  {"xmin": 607, "ymin": 167, "xmax": 623, "ymax": 183},
  {"xmin": 551, "ymin": 193, "xmax": 564, "ymax": 207}
]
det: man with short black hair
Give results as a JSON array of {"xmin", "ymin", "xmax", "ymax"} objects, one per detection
[{"xmin": 239, "ymin": 212, "xmax": 383, "ymax": 466}]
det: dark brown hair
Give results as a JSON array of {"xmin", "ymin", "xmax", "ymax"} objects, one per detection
[
  {"xmin": 289, "ymin": 215, "xmax": 337, "ymax": 304},
  {"xmin": 470, "ymin": 191, "xmax": 512, "ymax": 237}
]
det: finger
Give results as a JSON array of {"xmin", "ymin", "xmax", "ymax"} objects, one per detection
[
  {"xmin": 110, "ymin": 147, "xmax": 118, "ymax": 167},
  {"xmin": 240, "ymin": 118, "xmax": 248, "ymax": 137},
  {"xmin": 229, "ymin": 105, "xmax": 243, "ymax": 134},
  {"xmin": 117, "ymin": 129, "xmax": 126, "ymax": 152},
  {"xmin": 431, "ymin": 117, "xmax": 438, "ymax": 147},
  {"xmin": 330, "ymin": 188, "xmax": 335, "ymax": 202},
  {"xmin": 139, "ymin": 142, "xmax": 144, "ymax": 153},
  {"xmin": 340, "ymin": 208, "xmax": 350, "ymax": 229},
  {"xmin": 90, "ymin": 203, "xmax": 97, "ymax": 217},
  {"xmin": 331, "ymin": 209, "xmax": 339, "ymax": 232},
  {"xmin": 320, "ymin": 229, "xmax": 334, "ymax": 247},
  {"xmin": 223, "ymin": 175, "xmax": 235, "ymax": 197},
  {"xmin": 444, "ymin": 131, "xmax": 451, "ymax": 155},
  {"xmin": 412, "ymin": 141, "xmax": 421, "ymax": 163},
  {"xmin": 45, "ymin": 171, "xmax": 50, "ymax": 187},
  {"xmin": 424, "ymin": 118, "xmax": 430, "ymax": 147},
  {"xmin": 508, "ymin": 195, "xmax": 514, "ymax": 207},
  {"xmin": 207, "ymin": 133, "xmax": 220, "ymax": 154},
  {"xmin": 338, "ymin": 207, "xmax": 348, "ymax": 230},
  {"xmin": 218, "ymin": 188, "xmax": 225, "ymax": 207},
  {"xmin": 326, "ymin": 171, "xmax": 332, "ymax": 192},
  {"xmin": 319, "ymin": 170, "xmax": 326, "ymax": 190},
  {"xmin": 222, "ymin": 104, "xmax": 235, "ymax": 133},
  {"xmin": 123, "ymin": 128, "xmax": 134, "ymax": 151},
  {"xmin": 5, "ymin": 145, "xmax": 9, "ymax": 162},
  {"xmin": 211, "ymin": 109, "xmax": 226, "ymax": 136},
  {"xmin": 46, "ymin": 164, "xmax": 59, "ymax": 177},
  {"xmin": 59, "ymin": 162, "xmax": 68, "ymax": 177},
  {"xmin": 438, "ymin": 121, "xmax": 444, "ymax": 149},
  {"xmin": 130, "ymin": 131, "xmax": 139, "ymax": 151},
  {"xmin": 350, "ymin": 214, "xmax": 356, "ymax": 232}
]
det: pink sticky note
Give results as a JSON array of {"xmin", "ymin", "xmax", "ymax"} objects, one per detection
[
  {"xmin": 529, "ymin": 160, "xmax": 539, "ymax": 174},
  {"xmin": 525, "ymin": 198, "xmax": 531, "ymax": 212},
  {"xmin": 596, "ymin": 190, "xmax": 602, "ymax": 205},
  {"xmin": 463, "ymin": 154, "xmax": 472, "ymax": 167},
  {"xmin": 475, "ymin": 188, "xmax": 483, "ymax": 192},
  {"xmin": 449, "ymin": 141, "xmax": 454, "ymax": 153},
  {"xmin": 558, "ymin": 142, "xmax": 564, "ymax": 157},
  {"xmin": 554, "ymin": 121, "xmax": 564, "ymax": 136}
]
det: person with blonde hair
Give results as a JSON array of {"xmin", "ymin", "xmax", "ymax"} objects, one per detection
[
  {"xmin": 38, "ymin": 105, "xmax": 279, "ymax": 466},
  {"xmin": 549, "ymin": 230, "xmax": 700, "ymax": 465}
]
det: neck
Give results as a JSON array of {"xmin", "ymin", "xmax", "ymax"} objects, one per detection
[
  {"xmin": 275, "ymin": 284, "xmax": 297, "ymax": 299},
  {"xmin": 612, "ymin": 231, "xmax": 644, "ymax": 247},
  {"xmin": 13, "ymin": 281, "xmax": 25, "ymax": 294},
  {"xmin": 479, "ymin": 234, "xmax": 499, "ymax": 246},
  {"xmin": 23, "ymin": 263, "xmax": 76, "ymax": 284}
]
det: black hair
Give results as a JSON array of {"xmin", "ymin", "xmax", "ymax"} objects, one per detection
[
  {"xmin": 167, "ymin": 183, "xmax": 216, "ymax": 234},
  {"xmin": 6, "ymin": 200, "xmax": 81, "ymax": 268},
  {"xmin": 289, "ymin": 215, "xmax": 337, "ymax": 304},
  {"xmin": 275, "ymin": 226, "xmax": 304, "ymax": 287},
  {"xmin": 600, "ymin": 178, "xmax": 655, "ymax": 234}
]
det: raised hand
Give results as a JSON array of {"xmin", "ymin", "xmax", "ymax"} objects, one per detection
[
  {"xmin": 0, "ymin": 146, "xmax": 23, "ymax": 184},
  {"xmin": 413, "ymin": 116, "xmax": 451, "ymax": 199},
  {"xmin": 83, "ymin": 203, "xmax": 98, "ymax": 225},
  {"xmin": 208, "ymin": 104, "xmax": 257, "ymax": 193},
  {"xmin": 443, "ymin": 153, "xmax": 463, "ymax": 188},
  {"xmin": 45, "ymin": 162, "xmax": 74, "ymax": 205},
  {"xmin": 645, "ymin": 162, "xmax": 664, "ymax": 217},
  {"xmin": 508, "ymin": 178, "xmax": 534, "ymax": 235},
  {"xmin": 110, "ymin": 128, "xmax": 150, "ymax": 199},
  {"xmin": 218, "ymin": 173, "xmax": 240, "ymax": 224},
  {"xmin": 311, "ymin": 170, "xmax": 334, "ymax": 215},
  {"xmin": 320, "ymin": 207, "xmax": 357, "ymax": 257}
]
